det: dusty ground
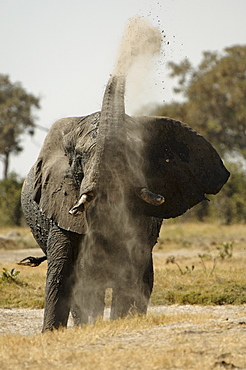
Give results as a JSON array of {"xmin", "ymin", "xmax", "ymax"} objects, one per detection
[{"xmin": 0, "ymin": 304, "xmax": 246, "ymax": 336}]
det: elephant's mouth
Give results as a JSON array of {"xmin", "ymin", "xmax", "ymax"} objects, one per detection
[{"xmin": 69, "ymin": 187, "xmax": 165, "ymax": 216}]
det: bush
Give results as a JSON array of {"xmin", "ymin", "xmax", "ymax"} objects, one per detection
[{"xmin": 0, "ymin": 172, "xmax": 23, "ymax": 226}]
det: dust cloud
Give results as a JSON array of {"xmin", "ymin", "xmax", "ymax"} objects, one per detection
[
  {"xmin": 72, "ymin": 17, "xmax": 163, "ymax": 324},
  {"xmin": 114, "ymin": 16, "xmax": 162, "ymax": 113},
  {"xmin": 111, "ymin": 15, "xmax": 162, "ymax": 188},
  {"xmin": 114, "ymin": 16, "xmax": 162, "ymax": 77}
]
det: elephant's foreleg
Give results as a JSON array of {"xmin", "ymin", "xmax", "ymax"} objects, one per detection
[
  {"xmin": 42, "ymin": 225, "xmax": 79, "ymax": 332},
  {"xmin": 110, "ymin": 256, "xmax": 153, "ymax": 320},
  {"xmin": 110, "ymin": 283, "xmax": 150, "ymax": 320},
  {"xmin": 90, "ymin": 287, "xmax": 105, "ymax": 320},
  {"xmin": 110, "ymin": 286, "xmax": 135, "ymax": 320}
]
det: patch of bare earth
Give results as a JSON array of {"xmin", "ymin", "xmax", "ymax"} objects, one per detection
[{"xmin": 0, "ymin": 305, "xmax": 245, "ymax": 336}]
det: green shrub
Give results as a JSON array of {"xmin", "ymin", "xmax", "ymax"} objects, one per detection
[{"xmin": 1, "ymin": 267, "xmax": 20, "ymax": 282}]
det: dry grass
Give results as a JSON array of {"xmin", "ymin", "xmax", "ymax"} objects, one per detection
[
  {"xmin": 155, "ymin": 221, "xmax": 246, "ymax": 252},
  {"xmin": 0, "ymin": 262, "xmax": 46, "ymax": 308},
  {"xmin": 0, "ymin": 310, "xmax": 245, "ymax": 369},
  {"xmin": 152, "ymin": 222, "xmax": 246, "ymax": 306},
  {"xmin": 152, "ymin": 262, "xmax": 246, "ymax": 306}
]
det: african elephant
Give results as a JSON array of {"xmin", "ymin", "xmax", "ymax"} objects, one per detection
[{"xmin": 21, "ymin": 74, "xmax": 229, "ymax": 332}]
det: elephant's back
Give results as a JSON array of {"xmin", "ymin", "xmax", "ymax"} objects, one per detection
[{"xmin": 22, "ymin": 166, "xmax": 51, "ymax": 254}]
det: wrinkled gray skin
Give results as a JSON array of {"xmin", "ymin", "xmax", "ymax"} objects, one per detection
[{"xmin": 21, "ymin": 75, "xmax": 229, "ymax": 332}]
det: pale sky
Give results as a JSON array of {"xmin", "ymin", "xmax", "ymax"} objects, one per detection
[{"xmin": 1, "ymin": 0, "xmax": 246, "ymax": 178}]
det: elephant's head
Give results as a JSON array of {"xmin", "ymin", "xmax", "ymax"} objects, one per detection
[
  {"xmin": 32, "ymin": 72, "xmax": 229, "ymax": 234},
  {"xmin": 69, "ymin": 75, "xmax": 166, "ymax": 216}
]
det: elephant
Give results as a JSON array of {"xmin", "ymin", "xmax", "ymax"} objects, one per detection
[{"xmin": 21, "ymin": 74, "xmax": 229, "ymax": 332}]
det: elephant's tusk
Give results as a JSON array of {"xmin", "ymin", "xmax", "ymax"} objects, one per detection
[
  {"xmin": 69, "ymin": 192, "xmax": 94, "ymax": 215},
  {"xmin": 136, "ymin": 188, "xmax": 165, "ymax": 206}
]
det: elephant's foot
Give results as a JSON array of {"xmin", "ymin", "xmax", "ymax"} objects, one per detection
[
  {"xmin": 71, "ymin": 288, "xmax": 106, "ymax": 326},
  {"xmin": 110, "ymin": 286, "xmax": 149, "ymax": 320},
  {"xmin": 42, "ymin": 303, "xmax": 70, "ymax": 332}
]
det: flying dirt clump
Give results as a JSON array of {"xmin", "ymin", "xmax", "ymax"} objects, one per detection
[{"xmin": 113, "ymin": 16, "xmax": 162, "ymax": 77}]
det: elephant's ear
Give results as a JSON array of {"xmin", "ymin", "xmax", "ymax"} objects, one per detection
[
  {"xmin": 138, "ymin": 116, "xmax": 230, "ymax": 218},
  {"xmin": 32, "ymin": 116, "xmax": 92, "ymax": 234}
]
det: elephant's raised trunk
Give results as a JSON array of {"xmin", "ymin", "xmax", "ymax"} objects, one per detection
[
  {"xmin": 96, "ymin": 74, "xmax": 127, "ymax": 172},
  {"xmin": 69, "ymin": 75, "xmax": 126, "ymax": 215},
  {"xmin": 84, "ymin": 74, "xmax": 126, "ymax": 186},
  {"xmin": 100, "ymin": 75, "xmax": 126, "ymax": 131}
]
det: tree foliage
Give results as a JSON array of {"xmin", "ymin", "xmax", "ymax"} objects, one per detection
[
  {"xmin": 154, "ymin": 45, "xmax": 246, "ymax": 158},
  {"xmin": 0, "ymin": 74, "xmax": 40, "ymax": 179}
]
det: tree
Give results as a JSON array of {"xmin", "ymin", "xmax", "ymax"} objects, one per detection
[
  {"xmin": 0, "ymin": 74, "xmax": 40, "ymax": 179},
  {"xmin": 153, "ymin": 45, "xmax": 246, "ymax": 159}
]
